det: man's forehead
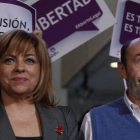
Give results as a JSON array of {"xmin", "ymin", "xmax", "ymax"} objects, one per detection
[
  {"xmin": 126, "ymin": 38, "xmax": 140, "ymax": 58},
  {"xmin": 129, "ymin": 38, "xmax": 140, "ymax": 47}
]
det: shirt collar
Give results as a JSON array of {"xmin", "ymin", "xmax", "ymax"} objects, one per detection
[{"xmin": 124, "ymin": 90, "xmax": 139, "ymax": 112}]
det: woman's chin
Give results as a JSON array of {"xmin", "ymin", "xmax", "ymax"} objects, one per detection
[{"xmin": 9, "ymin": 88, "xmax": 31, "ymax": 98}]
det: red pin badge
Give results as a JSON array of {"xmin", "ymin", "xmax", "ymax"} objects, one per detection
[{"xmin": 56, "ymin": 125, "xmax": 63, "ymax": 135}]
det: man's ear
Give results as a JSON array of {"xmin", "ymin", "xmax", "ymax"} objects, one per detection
[{"xmin": 118, "ymin": 62, "xmax": 127, "ymax": 79}]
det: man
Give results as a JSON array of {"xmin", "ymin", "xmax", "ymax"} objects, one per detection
[{"xmin": 80, "ymin": 38, "xmax": 140, "ymax": 140}]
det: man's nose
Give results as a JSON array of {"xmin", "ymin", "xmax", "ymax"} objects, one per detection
[{"xmin": 14, "ymin": 61, "xmax": 25, "ymax": 73}]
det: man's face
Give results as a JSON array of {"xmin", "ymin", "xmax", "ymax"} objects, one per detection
[{"xmin": 125, "ymin": 39, "xmax": 140, "ymax": 99}]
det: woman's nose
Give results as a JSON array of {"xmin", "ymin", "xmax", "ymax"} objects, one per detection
[{"xmin": 14, "ymin": 61, "xmax": 25, "ymax": 73}]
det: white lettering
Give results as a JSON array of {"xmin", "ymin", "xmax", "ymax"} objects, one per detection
[
  {"xmin": 55, "ymin": 7, "xmax": 68, "ymax": 20},
  {"xmin": 46, "ymin": 11, "xmax": 59, "ymax": 25},
  {"xmin": 82, "ymin": 0, "xmax": 91, "ymax": 5},
  {"xmin": 137, "ymin": 15, "xmax": 140, "ymax": 23},
  {"xmin": 135, "ymin": 26, "xmax": 140, "ymax": 34},
  {"xmin": 37, "ymin": 0, "xmax": 95, "ymax": 30},
  {"xmin": 126, "ymin": 12, "xmax": 135, "ymax": 21},
  {"xmin": 38, "ymin": 17, "xmax": 50, "ymax": 30},
  {"xmin": 124, "ymin": 23, "xmax": 133, "ymax": 32},
  {"xmin": 73, "ymin": 0, "xmax": 84, "ymax": 11},
  {"xmin": 62, "ymin": 0, "xmax": 73, "ymax": 14}
]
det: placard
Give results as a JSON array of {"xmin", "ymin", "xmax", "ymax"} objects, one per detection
[
  {"xmin": 0, "ymin": 0, "xmax": 36, "ymax": 34},
  {"xmin": 110, "ymin": 0, "xmax": 140, "ymax": 58},
  {"xmin": 28, "ymin": 0, "xmax": 116, "ymax": 61}
]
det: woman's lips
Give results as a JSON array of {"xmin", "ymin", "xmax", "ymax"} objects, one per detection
[{"xmin": 12, "ymin": 77, "xmax": 28, "ymax": 82}]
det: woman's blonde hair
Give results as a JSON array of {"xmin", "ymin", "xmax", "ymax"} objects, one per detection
[{"xmin": 0, "ymin": 29, "xmax": 56, "ymax": 107}]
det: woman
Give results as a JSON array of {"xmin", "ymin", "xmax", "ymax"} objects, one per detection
[{"xmin": 0, "ymin": 29, "xmax": 78, "ymax": 140}]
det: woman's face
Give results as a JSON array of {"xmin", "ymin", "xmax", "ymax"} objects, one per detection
[{"xmin": 0, "ymin": 47, "xmax": 40, "ymax": 99}]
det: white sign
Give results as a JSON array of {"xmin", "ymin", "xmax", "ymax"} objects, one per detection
[
  {"xmin": 0, "ymin": 1, "xmax": 36, "ymax": 34},
  {"xmin": 21, "ymin": 0, "xmax": 39, "ymax": 6}
]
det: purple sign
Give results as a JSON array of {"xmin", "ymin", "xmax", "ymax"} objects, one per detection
[
  {"xmin": 120, "ymin": 1, "xmax": 140, "ymax": 44},
  {"xmin": 0, "ymin": 0, "xmax": 36, "ymax": 31},
  {"xmin": 32, "ymin": 0, "xmax": 103, "ymax": 48}
]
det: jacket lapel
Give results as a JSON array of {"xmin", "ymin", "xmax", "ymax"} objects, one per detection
[
  {"xmin": 35, "ymin": 103, "xmax": 58, "ymax": 140},
  {"xmin": 0, "ymin": 103, "xmax": 16, "ymax": 140},
  {"xmin": 0, "ymin": 101, "xmax": 60, "ymax": 140}
]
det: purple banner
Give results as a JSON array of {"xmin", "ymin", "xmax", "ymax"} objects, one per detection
[
  {"xmin": 0, "ymin": 0, "xmax": 36, "ymax": 31},
  {"xmin": 33, "ymin": 0, "xmax": 103, "ymax": 48},
  {"xmin": 120, "ymin": 1, "xmax": 140, "ymax": 44}
]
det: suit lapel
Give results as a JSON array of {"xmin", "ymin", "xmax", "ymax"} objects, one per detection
[
  {"xmin": 35, "ymin": 103, "xmax": 58, "ymax": 140},
  {"xmin": 0, "ymin": 103, "xmax": 16, "ymax": 140}
]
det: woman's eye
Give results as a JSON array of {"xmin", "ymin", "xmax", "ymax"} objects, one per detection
[
  {"xmin": 137, "ymin": 59, "xmax": 140, "ymax": 64},
  {"xmin": 4, "ymin": 58, "xmax": 14, "ymax": 64},
  {"xmin": 25, "ymin": 59, "xmax": 35, "ymax": 64}
]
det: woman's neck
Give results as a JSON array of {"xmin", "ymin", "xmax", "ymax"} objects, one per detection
[{"xmin": 1, "ymin": 90, "xmax": 34, "ymax": 112}]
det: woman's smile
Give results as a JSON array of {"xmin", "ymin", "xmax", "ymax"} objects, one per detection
[{"xmin": 11, "ymin": 77, "xmax": 28, "ymax": 83}]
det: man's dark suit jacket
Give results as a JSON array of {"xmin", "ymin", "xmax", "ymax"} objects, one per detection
[{"xmin": 0, "ymin": 102, "xmax": 78, "ymax": 140}]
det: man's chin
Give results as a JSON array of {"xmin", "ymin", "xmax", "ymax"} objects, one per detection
[{"xmin": 132, "ymin": 92, "xmax": 140, "ymax": 100}]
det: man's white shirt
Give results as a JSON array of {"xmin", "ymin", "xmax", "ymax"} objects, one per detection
[{"xmin": 79, "ymin": 91, "xmax": 140, "ymax": 140}]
